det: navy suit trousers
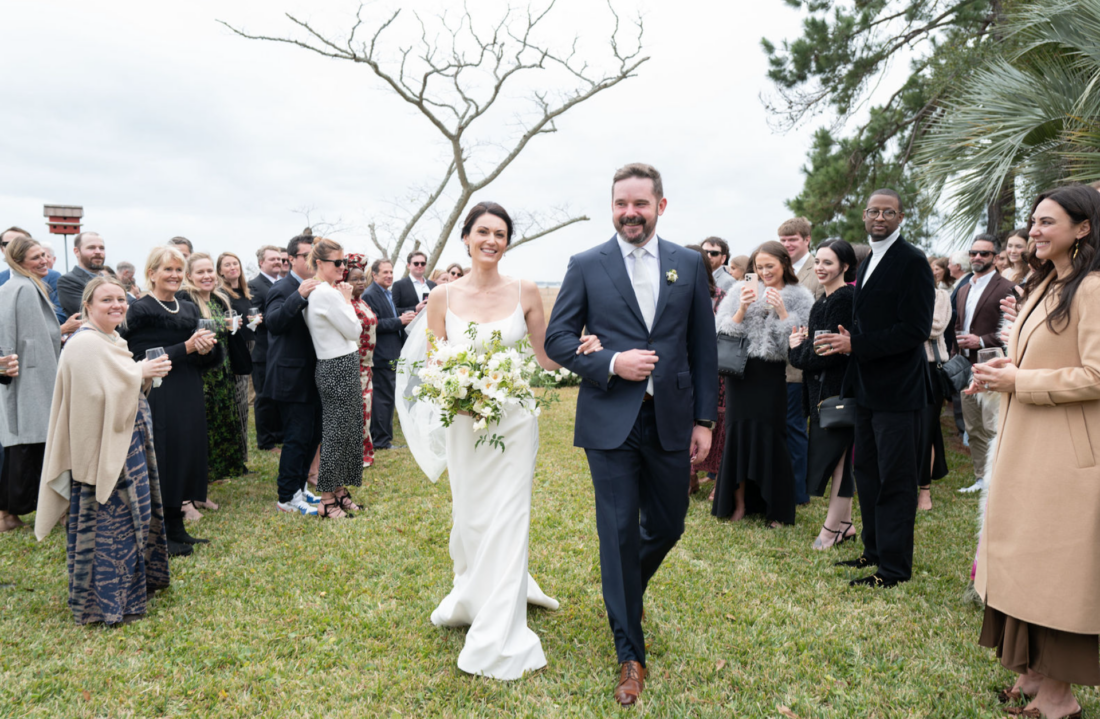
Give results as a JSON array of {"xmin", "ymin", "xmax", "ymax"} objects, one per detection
[
  {"xmin": 275, "ymin": 400, "xmax": 322, "ymax": 503},
  {"xmin": 786, "ymin": 383, "xmax": 809, "ymax": 504},
  {"xmin": 584, "ymin": 401, "xmax": 690, "ymax": 667}
]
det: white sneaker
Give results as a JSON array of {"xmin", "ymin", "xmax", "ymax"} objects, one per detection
[
  {"xmin": 276, "ymin": 499, "xmax": 308, "ymax": 515},
  {"xmin": 301, "ymin": 488, "xmax": 321, "ymax": 505},
  {"xmin": 292, "ymin": 490, "xmax": 319, "ymax": 515},
  {"xmin": 958, "ymin": 478, "xmax": 985, "ymax": 494}
]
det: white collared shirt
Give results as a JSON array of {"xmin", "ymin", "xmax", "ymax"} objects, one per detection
[
  {"xmin": 260, "ymin": 271, "xmax": 279, "ymax": 285},
  {"xmin": 962, "ymin": 270, "xmax": 995, "ymax": 352},
  {"xmin": 610, "ymin": 234, "xmax": 661, "ymax": 379},
  {"xmin": 862, "ymin": 227, "xmax": 902, "ymax": 281},
  {"xmin": 411, "ymin": 275, "xmax": 430, "ymax": 300},
  {"xmin": 792, "ymin": 252, "xmax": 811, "ymax": 276}
]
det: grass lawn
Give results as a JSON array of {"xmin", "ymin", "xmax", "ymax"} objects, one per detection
[{"xmin": 2, "ymin": 388, "xmax": 1096, "ymax": 718}]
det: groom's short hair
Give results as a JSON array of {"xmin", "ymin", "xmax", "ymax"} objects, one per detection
[{"xmin": 613, "ymin": 163, "xmax": 663, "ymax": 200}]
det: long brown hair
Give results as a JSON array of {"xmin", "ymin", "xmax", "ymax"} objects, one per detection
[
  {"xmin": 748, "ymin": 241, "xmax": 799, "ymax": 286},
  {"xmin": 216, "ymin": 251, "xmax": 252, "ymax": 300},
  {"xmin": 4, "ymin": 236, "xmax": 54, "ymax": 308},
  {"xmin": 1020, "ymin": 184, "xmax": 1100, "ymax": 333}
]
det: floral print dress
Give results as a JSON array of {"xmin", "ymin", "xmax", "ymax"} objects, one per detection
[
  {"xmin": 203, "ymin": 299, "xmax": 247, "ymax": 479},
  {"xmin": 352, "ymin": 297, "xmax": 378, "ymax": 467}
]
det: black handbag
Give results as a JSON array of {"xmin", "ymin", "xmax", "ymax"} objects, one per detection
[
  {"xmin": 929, "ymin": 343, "xmax": 954, "ymax": 398},
  {"xmin": 716, "ymin": 334, "xmax": 749, "ymax": 378},
  {"xmin": 818, "ymin": 395, "xmax": 856, "ymax": 429},
  {"xmin": 940, "ymin": 348, "xmax": 972, "ymax": 394}
]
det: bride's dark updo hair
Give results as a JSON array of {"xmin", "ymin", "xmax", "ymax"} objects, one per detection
[{"xmin": 461, "ymin": 202, "xmax": 514, "ymax": 245}]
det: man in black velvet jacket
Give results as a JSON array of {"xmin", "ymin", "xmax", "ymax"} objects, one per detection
[{"xmin": 816, "ymin": 189, "xmax": 934, "ymax": 588}]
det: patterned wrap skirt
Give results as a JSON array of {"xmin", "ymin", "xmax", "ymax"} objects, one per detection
[
  {"xmin": 67, "ymin": 397, "xmax": 170, "ymax": 625},
  {"xmin": 315, "ymin": 351, "xmax": 365, "ymax": 492},
  {"xmin": 234, "ymin": 374, "xmax": 250, "ymax": 466}
]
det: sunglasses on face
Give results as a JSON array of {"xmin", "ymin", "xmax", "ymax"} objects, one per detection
[
  {"xmin": 705, "ymin": 250, "xmax": 724, "ymax": 258},
  {"xmin": 317, "ymin": 258, "xmax": 346, "ymax": 268},
  {"xmin": 410, "ymin": 261, "xmax": 426, "ymax": 267},
  {"xmin": 280, "ymin": 259, "xmax": 290, "ymax": 264},
  {"xmin": 969, "ymin": 250, "xmax": 994, "ymax": 258}
]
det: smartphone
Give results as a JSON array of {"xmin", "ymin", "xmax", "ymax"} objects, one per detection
[
  {"xmin": 743, "ymin": 273, "xmax": 759, "ymax": 300},
  {"xmin": 422, "ymin": 291, "xmax": 430, "ymax": 300}
]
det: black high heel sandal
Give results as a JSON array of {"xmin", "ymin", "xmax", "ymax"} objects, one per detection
[
  {"xmin": 813, "ymin": 525, "xmax": 843, "ymax": 550},
  {"xmin": 334, "ymin": 488, "xmax": 362, "ymax": 512},
  {"xmin": 318, "ymin": 498, "xmax": 353, "ymax": 519},
  {"xmin": 838, "ymin": 521, "xmax": 857, "ymax": 545}
]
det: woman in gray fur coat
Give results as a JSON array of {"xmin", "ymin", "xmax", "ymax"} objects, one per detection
[{"xmin": 712, "ymin": 241, "xmax": 814, "ymax": 527}]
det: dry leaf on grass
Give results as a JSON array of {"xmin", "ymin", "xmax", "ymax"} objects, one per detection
[
  {"xmin": 777, "ymin": 706, "xmax": 799, "ymax": 719},
  {"xmin": 715, "ymin": 659, "xmax": 726, "ymax": 671}
]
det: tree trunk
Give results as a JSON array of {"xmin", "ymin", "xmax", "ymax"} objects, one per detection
[{"xmin": 985, "ymin": 174, "xmax": 1015, "ymax": 237}]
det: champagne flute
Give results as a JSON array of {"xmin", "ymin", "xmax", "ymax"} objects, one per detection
[{"xmin": 146, "ymin": 347, "xmax": 166, "ymax": 388}]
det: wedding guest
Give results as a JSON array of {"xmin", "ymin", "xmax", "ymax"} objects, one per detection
[
  {"xmin": 363, "ymin": 259, "xmax": 415, "ymax": 450},
  {"xmin": 851, "ymin": 243, "xmax": 872, "ymax": 272},
  {"xmin": 778, "ymin": 218, "xmax": 822, "ymax": 506},
  {"xmin": 41, "ymin": 241, "xmax": 57, "ymax": 269},
  {"xmin": 0, "ymin": 236, "xmax": 61, "ymax": 532},
  {"xmin": 168, "ymin": 236, "xmax": 193, "ymax": 260},
  {"xmin": 248, "ymin": 245, "xmax": 284, "ymax": 451},
  {"xmin": 993, "ymin": 250, "xmax": 1008, "ymax": 273},
  {"xmin": 701, "ymin": 237, "xmax": 735, "ymax": 292},
  {"xmin": 685, "ymin": 244, "xmax": 726, "ymax": 495},
  {"xmin": 930, "ymin": 256, "xmax": 954, "ymax": 291},
  {"xmin": 122, "ymin": 246, "xmax": 218, "ymax": 555},
  {"xmin": 946, "ymin": 249, "xmax": 974, "ymax": 437},
  {"xmin": 432, "ymin": 269, "xmax": 451, "ymax": 284},
  {"xmin": 445, "ymin": 263, "xmax": 465, "ymax": 281},
  {"xmin": 217, "ymin": 251, "xmax": 256, "ymax": 467},
  {"xmin": 182, "ymin": 253, "xmax": 247, "ymax": 493},
  {"xmin": 117, "ymin": 261, "xmax": 141, "ymax": 301},
  {"xmin": 346, "ymin": 256, "xmax": 377, "ymax": 467},
  {"xmin": 918, "ymin": 269, "xmax": 952, "ymax": 511},
  {"xmin": 713, "ymin": 241, "xmax": 813, "ymax": 527},
  {"xmin": 975, "ymin": 184, "xmax": 1100, "ymax": 719},
  {"xmin": 955, "ymin": 235, "xmax": 1016, "ymax": 495},
  {"xmin": 1002, "ymin": 228, "xmax": 1030, "ymax": 285},
  {"xmin": 277, "ymin": 249, "xmax": 290, "ymax": 279},
  {"xmin": 57, "ymin": 231, "xmax": 107, "ymax": 317},
  {"xmin": 816, "ymin": 189, "xmax": 934, "ymax": 588},
  {"xmin": 729, "ymin": 255, "xmax": 750, "ymax": 280},
  {"xmin": 304, "ymin": 238, "xmax": 365, "ymax": 518},
  {"xmin": 35, "ymin": 277, "xmax": 172, "ymax": 625},
  {"xmin": 788, "ymin": 239, "xmax": 857, "ymax": 548},
  {"xmin": 392, "ymin": 250, "xmax": 436, "ymax": 313},
  {"xmin": 265, "ymin": 234, "xmax": 322, "ymax": 516},
  {"xmin": 1, "ymin": 227, "xmax": 66, "ymax": 324}
]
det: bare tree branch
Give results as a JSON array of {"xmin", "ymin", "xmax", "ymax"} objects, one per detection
[{"xmin": 507, "ymin": 215, "xmax": 590, "ymax": 251}]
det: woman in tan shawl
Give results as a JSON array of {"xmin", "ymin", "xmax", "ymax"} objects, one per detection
[
  {"xmin": 36, "ymin": 278, "xmax": 173, "ymax": 625},
  {"xmin": 972, "ymin": 185, "xmax": 1100, "ymax": 719}
]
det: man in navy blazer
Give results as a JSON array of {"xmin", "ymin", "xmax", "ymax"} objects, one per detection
[
  {"xmin": 545, "ymin": 163, "xmax": 718, "ymax": 707},
  {"xmin": 248, "ymin": 245, "xmax": 285, "ymax": 451},
  {"xmin": 362, "ymin": 259, "xmax": 415, "ymax": 449},
  {"xmin": 264, "ymin": 234, "xmax": 322, "ymax": 516},
  {"xmin": 818, "ymin": 189, "xmax": 934, "ymax": 588}
]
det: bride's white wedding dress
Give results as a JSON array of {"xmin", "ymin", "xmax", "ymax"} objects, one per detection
[{"xmin": 429, "ymin": 283, "xmax": 559, "ymax": 680}]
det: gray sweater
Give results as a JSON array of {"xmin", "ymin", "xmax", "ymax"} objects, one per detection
[{"xmin": 716, "ymin": 281, "xmax": 814, "ymax": 362}]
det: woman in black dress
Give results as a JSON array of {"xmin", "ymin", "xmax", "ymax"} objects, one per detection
[
  {"xmin": 122, "ymin": 246, "xmax": 219, "ymax": 556},
  {"xmin": 788, "ymin": 239, "xmax": 858, "ymax": 549},
  {"xmin": 217, "ymin": 251, "xmax": 255, "ymax": 470},
  {"xmin": 713, "ymin": 241, "xmax": 814, "ymax": 527}
]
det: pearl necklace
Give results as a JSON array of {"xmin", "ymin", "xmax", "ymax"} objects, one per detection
[{"xmin": 151, "ymin": 293, "xmax": 180, "ymax": 314}]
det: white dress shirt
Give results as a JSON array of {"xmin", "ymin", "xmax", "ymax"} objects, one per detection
[
  {"xmin": 791, "ymin": 252, "xmax": 811, "ymax": 276},
  {"xmin": 962, "ymin": 270, "xmax": 995, "ymax": 353},
  {"xmin": 260, "ymin": 271, "xmax": 279, "ymax": 285},
  {"xmin": 610, "ymin": 234, "xmax": 660, "ymax": 380},
  {"xmin": 411, "ymin": 276, "xmax": 430, "ymax": 300},
  {"xmin": 862, "ymin": 227, "xmax": 902, "ymax": 281}
]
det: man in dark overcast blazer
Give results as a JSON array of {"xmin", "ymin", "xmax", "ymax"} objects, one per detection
[
  {"xmin": 390, "ymin": 249, "xmax": 436, "ymax": 314},
  {"xmin": 817, "ymin": 189, "xmax": 934, "ymax": 588},
  {"xmin": 248, "ymin": 244, "xmax": 284, "ymax": 451},
  {"xmin": 362, "ymin": 258, "xmax": 415, "ymax": 449}
]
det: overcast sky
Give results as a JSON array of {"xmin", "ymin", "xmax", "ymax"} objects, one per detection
[{"xmin": 1, "ymin": 0, "xmax": 826, "ymax": 281}]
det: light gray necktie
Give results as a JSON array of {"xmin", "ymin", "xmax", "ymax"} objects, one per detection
[
  {"xmin": 631, "ymin": 247, "xmax": 655, "ymax": 394},
  {"xmin": 632, "ymin": 247, "xmax": 655, "ymax": 330}
]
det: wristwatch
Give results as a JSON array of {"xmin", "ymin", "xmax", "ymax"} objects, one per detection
[{"xmin": 694, "ymin": 420, "xmax": 716, "ymax": 430}]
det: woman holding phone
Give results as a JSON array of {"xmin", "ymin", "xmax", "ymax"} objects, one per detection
[
  {"xmin": 788, "ymin": 239, "xmax": 858, "ymax": 548},
  {"xmin": 973, "ymin": 184, "xmax": 1100, "ymax": 719},
  {"xmin": 122, "ymin": 246, "xmax": 219, "ymax": 556},
  {"xmin": 713, "ymin": 241, "xmax": 813, "ymax": 527}
]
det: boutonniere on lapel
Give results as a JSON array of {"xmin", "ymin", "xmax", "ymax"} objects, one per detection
[{"xmin": 665, "ymin": 269, "xmax": 678, "ymax": 285}]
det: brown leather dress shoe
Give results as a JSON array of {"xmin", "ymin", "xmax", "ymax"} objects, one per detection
[{"xmin": 614, "ymin": 661, "xmax": 646, "ymax": 707}]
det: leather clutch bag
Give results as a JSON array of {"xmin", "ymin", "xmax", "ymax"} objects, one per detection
[
  {"xmin": 818, "ymin": 395, "xmax": 856, "ymax": 429},
  {"xmin": 717, "ymin": 334, "xmax": 749, "ymax": 378}
]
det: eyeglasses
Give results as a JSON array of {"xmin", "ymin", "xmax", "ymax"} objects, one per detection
[
  {"xmin": 968, "ymin": 250, "xmax": 994, "ymax": 258},
  {"xmin": 704, "ymin": 250, "xmax": 724, "ymax": 258},
  {"xmin": 293, "ymin": 252, "xmax": 309, "ymax": 259},
  {"xmin": 317, "ymin": 258, "xmax": 346, "ymax": 268},
  {"xmin": 864, "ymin": 209, "xmax": 899, "ymax": 220},
  {"xmin": 280, "ymin": 259, "xmax": 290, "ymax": 264},
  {"xmin": 410, "ymin": 261, "xmax": 426, "ymax": 267}
]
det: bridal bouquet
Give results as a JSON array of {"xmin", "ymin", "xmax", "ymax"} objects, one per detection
[{"xmin": 411, "ymin": 323, "xmax": 543, "ymax": 451}]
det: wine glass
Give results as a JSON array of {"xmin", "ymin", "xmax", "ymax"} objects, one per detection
[
  {"xmin": 197, "ymin": 318, "xmax": 217, "ymax": 333},
  {"xmin": 249, "ymin": 306, "xmax": 261, "ymax": 322},
  {"xmin": 146, "ymin": 347, "xmax": 166, "ymax": 388},
  {"xmin": 976, "ymin": 348, "xmax": 1005, "ymax": 365},
  {"xmin": 227, "ymin": 310, "xmax": 241, "ymax": 333}
]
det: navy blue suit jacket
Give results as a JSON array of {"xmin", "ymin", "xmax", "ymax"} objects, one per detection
[
  {"xmin": 263, "ymin": 274, "xmax": 319, "ymax": 404},
  {"xmin": 247, "ymin": 274, "xmax": 275, "ymax": 364},
  {"xmin": 363, "ymin": 282, "xmax": 407, "ymax": 366},
  {"xmin": 545, "ymin": 236, "xmax": 718, "ymax": 452}
]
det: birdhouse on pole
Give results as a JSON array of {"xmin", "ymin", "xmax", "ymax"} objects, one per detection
[{"xmin": 43, "ymin": 204, "xmax": 84, "ymax": 272}]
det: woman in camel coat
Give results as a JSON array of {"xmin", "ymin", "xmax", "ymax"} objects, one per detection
[{"xmin": 974, "ymin": 184, "xmax": 1100, "ymax": 719}]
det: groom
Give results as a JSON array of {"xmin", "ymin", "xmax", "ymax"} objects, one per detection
[{"xmin": 546, "ymin": 163, "xmax": 718, "ymax": 707}]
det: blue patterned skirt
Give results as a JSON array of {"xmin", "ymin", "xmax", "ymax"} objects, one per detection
[{"xmin": 67, "ymin": 397, "xmax": 170, "ymax": 625}]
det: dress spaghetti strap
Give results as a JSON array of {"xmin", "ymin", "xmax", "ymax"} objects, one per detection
[{"xmin": 445, "ymin": 283, "xmax": 450, "ymax": 308}]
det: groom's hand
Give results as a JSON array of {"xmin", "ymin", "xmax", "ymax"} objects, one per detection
[
  {"xmin": 690, "ymin": 425, "xmax": 712, "ymax": 466},
  {"xmin": 613, "ymin": 349, "xmax": 658, "ymax": 382}
]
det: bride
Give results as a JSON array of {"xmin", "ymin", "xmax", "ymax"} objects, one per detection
[{"xmin": 420, "ymin": 201, "xmax": 601, "ymax": 680}]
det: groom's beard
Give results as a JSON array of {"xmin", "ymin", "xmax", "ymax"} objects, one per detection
[{"xmin": 615, "ymin": 217, "xmax": 654, "ymax": 246}]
